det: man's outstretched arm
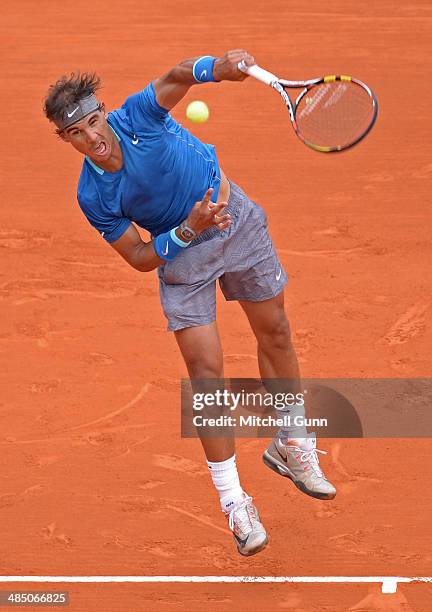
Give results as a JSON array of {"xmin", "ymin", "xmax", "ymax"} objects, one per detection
[{"xmin": 153, "ymin": 49, "xmax": 255, "ymax": 110}]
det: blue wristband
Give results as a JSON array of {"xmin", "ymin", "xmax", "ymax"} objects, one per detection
[
  {"xmin": 154, "ymin": 227, "xmax": 190, "ymax": 262},
  {"xmin": 192, "ymin": 56, "xmax": 218, "ymax": 83}
]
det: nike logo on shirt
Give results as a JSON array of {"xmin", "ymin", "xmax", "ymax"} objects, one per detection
[{"xmin": 276, "ymin": 268, "xmax": 282, "ymax": 281}]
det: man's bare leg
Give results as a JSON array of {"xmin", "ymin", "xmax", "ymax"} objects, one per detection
[
  {"xmin": 239, "ymin": 291, "xmax": 305, "ymax": 441},
  {"xmin": 174, "ymin": 321, "xmax": 233, "ymax": 462},
  {"xmin": 240, "ymin": 291, "xmax": 336, "ymax": 499},
  {"xmin": 174, "ymin": 322, "xmax": 269, "ymax": 554},
  {"xmin": 239, "ymin": 291, "xmax": 298, "ymax": 379}
]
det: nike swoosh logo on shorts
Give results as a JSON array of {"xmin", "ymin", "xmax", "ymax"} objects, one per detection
[
  {"xmin": 200, "ymin": 69, "xmax": 207, "ymax": 79},
  {"xmin": 163, "ymin": 242, "xmax": 169, "ymax": 256},
  {"xmin": 132, "ymin": 135, "xmax": 139, "ymax": 145},
  {"xmin": 276, "ymin": 268, "xmax": 282, "ymax": 281},
  {"xmin": 67, "ymin": 106, "xmax": 80, "ymax": 118}
]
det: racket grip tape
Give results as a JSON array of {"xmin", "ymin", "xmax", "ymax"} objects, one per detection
[{"xmin": 238, "ymin": 61, "xmax": 279, "ymax": 86}]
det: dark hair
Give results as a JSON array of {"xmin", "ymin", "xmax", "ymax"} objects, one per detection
[{"xmin": 43, "ymin": 72, "xmax": 102, "ymax": 126}]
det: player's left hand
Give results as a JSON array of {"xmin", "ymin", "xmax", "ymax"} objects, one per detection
[
  {"xmin": 213, "ymin": 49, "xmax": 255, "ymax": 81},
  {"xmin": 185, "ymin": 188, "xmax": 231, "ymax": 235}
]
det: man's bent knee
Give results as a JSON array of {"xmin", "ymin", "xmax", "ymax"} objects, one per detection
[
  {"xmin": 181, "ymin": 349, "xmax": 223, "ymax": 379},
  {"xmin": 175, "ymin": 323, "xmax": 223, "ymax": 379},
  {"xmin": 259, "ymin": 315, "xmax": 293, "ymax": 353}
]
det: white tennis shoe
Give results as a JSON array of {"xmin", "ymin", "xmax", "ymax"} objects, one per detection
[
  {"xmin": 263, "ymin": 435, "xmax": 336, "ymax": 500},
  {"xmin": 224, "ymin": 493, "xmax": 268, "ymax": 556}
]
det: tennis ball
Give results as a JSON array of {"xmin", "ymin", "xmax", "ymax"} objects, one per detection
[{"xmin": 186, "ymin": 100, "xmax": 209, "ymax": 123}]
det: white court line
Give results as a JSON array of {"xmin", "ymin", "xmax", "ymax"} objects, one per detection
[{"xmin": 0, "ymin": 577, "xmax": 431, "ymax": 594}]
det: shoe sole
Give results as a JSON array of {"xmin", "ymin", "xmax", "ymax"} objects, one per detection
[
  {"xmin": 237, "ymin": 535, "xmax": 269, "ymax": 557},
  {"xmin": 262, "ymin": 451, "xmax": 336, "ymax": 500}
]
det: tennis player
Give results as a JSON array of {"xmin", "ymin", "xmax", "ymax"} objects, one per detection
[{"xmin": 44, "ymin": 50, "xmax": 336, "ymax": 557}]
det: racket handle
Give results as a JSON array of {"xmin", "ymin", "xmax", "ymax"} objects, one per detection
[{"xmin": 238, "ymin": 61, "xmax": 279, "ymax": 86}]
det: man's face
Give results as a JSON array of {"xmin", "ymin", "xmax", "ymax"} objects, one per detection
[{"xmin": 60, "ymin": 108, "xmax": 115, "ymax": 163}]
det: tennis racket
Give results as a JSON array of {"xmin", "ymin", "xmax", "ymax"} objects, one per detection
[{"xmin": 238, "ymin": 61, "xmax": 378, "ymax": 153}]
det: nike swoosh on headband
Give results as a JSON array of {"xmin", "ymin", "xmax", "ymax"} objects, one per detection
[{"xmin": 67, "ymin": 106, "xmax": 80, "ymax": 118}]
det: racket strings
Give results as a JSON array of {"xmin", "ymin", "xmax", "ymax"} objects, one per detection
[{"xmin": 295, "ymin": 81, "xmax": 375, "ymax": 149}]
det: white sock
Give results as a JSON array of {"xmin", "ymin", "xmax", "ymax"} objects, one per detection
[{"xmin": 207, "ymin": 455, "xmax": 244, "ymax": 512}]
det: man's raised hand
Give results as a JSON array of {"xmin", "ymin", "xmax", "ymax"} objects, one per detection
[{"xmin": 186, "ymin": 188, "xmax": 232, "ymax": 235}]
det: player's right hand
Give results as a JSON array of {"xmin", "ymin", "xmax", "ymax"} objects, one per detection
[
  {"xmin": 186, "ymin": 188, "xmax": 232, "ymax": 235},
  {"xmin": 213, "ymin": 50, "xmax": 255, "ymax": 81}
]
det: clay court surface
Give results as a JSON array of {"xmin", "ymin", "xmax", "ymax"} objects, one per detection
[{"xmin": 1, "ymin": 0, "xmax": 432, "ymax": 610}]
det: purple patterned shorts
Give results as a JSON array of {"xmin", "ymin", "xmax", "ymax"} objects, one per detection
[{"xmin": 157, "ymin": 181, "xmax": 288, "ymax": 331}]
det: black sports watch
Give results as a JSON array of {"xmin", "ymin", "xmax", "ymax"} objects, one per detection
[{"xmin": 178, "ymin": 221, "xmax": 197, "ymax": 242}]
